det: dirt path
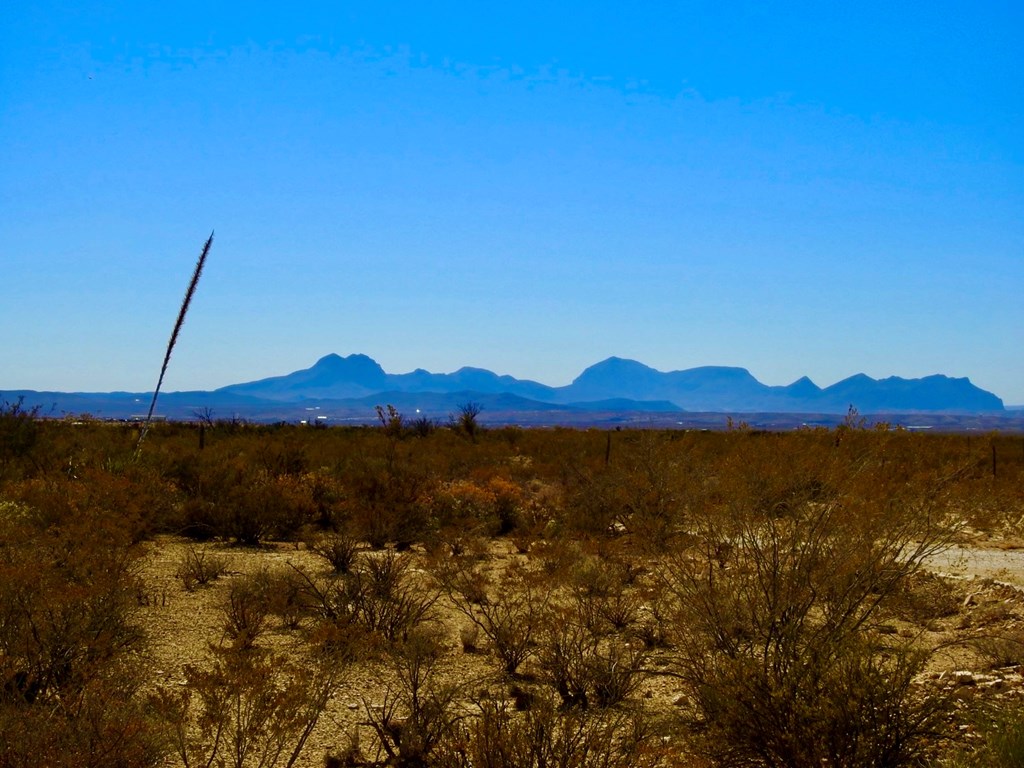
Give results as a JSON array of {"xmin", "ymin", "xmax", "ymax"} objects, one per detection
[{"xmin": 926, "ymin": 545, "xmax": 1024, "ymax": 588}]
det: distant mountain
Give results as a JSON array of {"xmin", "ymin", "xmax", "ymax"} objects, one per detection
[
  {"xmin": 5, "ymin": 353, "xmax": 1007, "ymax": 424},
  {"xmin": 219, "ymin": 353, "xmax": 389, "ymax": 399},
  {"xmin": 215, "ymin": 353, "xmax": 1004, "ymax": 414},
  {"xmin": 562, "ymin": 358, "xmax": 782, "ymax": 411},
  {"xmin": 815, "ymin": 373, "xmax": 1003, "ymax": 412}
]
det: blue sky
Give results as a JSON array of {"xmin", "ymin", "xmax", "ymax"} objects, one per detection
[{"xmin": 2, "ymin": 2, "xmax": 1022, "ymax": 403}]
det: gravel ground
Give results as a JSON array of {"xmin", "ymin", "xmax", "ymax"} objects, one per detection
[
  {"xmin": 926, "ymin": 544, "xmax": 1024, "ymax": 587},
  {"xmin": 136, "ymin": 535, "xmax": 1024, "ymax": 767}
]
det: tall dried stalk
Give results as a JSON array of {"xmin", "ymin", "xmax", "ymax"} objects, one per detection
[{"xmin": 135, "ymin": 231, "xmax": 214, "ymax": 453}]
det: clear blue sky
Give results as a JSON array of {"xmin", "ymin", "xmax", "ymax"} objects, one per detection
[{"xmin": 2, "ymin": 2, "xmax": 1022, "ymax": 403}]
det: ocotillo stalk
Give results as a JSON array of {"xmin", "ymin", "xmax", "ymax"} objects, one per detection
[{"xmin": 136, "ymin": 231, "xmax": 214, "ymax": 453}]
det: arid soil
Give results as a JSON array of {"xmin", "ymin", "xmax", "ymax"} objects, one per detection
[
  {"xmin": 140, "ymin": 536, "xmax": 684, "ymax": 767},
  {"xmin": 134, "ymin": 534, "xmax": 1024, "ymax": 767},
  {"xmin": 927, "ymin": 544, "xmax": 1024, "ymax": 588}
]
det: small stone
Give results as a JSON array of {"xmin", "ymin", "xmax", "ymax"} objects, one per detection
[{"xmin": 954, "ymin": 671, "xmax": 976, "ymax": 686}]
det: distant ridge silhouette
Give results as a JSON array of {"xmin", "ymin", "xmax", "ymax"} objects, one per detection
[{"xmin": 214, "ymin": 353, "xmax": 1004, "ymax": 414}]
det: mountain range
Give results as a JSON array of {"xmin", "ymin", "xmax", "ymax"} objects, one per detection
[
  {"xmin": 5, "ymin": 353, "xmax": 1007, "ymax": 425},
  {"xmin": 216, "ymin": 353, "xmax": 1004, "ymax": 414}
]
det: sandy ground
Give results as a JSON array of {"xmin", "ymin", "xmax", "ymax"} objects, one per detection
[
  {"xmin": 135, "ymin": 535, "xmax": 1024, "ymax": 767},
  {"xmin": 926, "ymin": 544, "xmax": 1024, "ymax": 587},
  {"xmin": 136, "ymin": 536, "xmax": 682, "ymax": 767}
]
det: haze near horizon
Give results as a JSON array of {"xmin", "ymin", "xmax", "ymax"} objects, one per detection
[{"xmin": 2, "ymin": 2, "xmax": 1022, "ymax": 402}]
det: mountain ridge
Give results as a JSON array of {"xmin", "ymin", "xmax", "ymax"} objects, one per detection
[{"xmin": 214, "ymin": 353, "xmax": 1004, "ymax": 414}]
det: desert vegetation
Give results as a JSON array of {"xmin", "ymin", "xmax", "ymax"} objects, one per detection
[{"xmin": 2, "ymin": 397, "xmax": 1024, "ymax": 766}]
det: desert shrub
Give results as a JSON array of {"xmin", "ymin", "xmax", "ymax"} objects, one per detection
[
  {"xmin": 361, "ymin": 627, "xmax": 466, "ymax": 767},
  {"xmin": 285, "ymin": 564, "xmax": 352, "ymax": 625},
  {"xmin": 176, "ymin": 544, "xmax": 228, "ymax": 590},
  {"xmin": 427, "ymin": 479, "xmax": 501, "ymax": 544},
  {"xmin": 284, "ymin": 567, "xmax": 376, "ymax": 662},
  {"xmin": 172, "ymin": 454, "xmax": 321, "ymax": 544},
  {"xmin": 613, "ymin": 431, "xmax": 691, "ymax": 544},
  {"xmin": 631, "ymin": 578, "xmax": 675, "ymax": 650},
  {"xmin": 452, "ymin": 401, "xmax": 483, "ymax": 442},
  {"xmin": 254, "ymin": 436, "xmax": 308, "ymax": 476},
  {"xmin": 440, "ymin": 694, "xmax": 670, "ymax": 768},
  {"xmin": 6, "ymin": 417, "xmax": 1018, "ymax": 767},
  {"xmin": 0, "ymin": 668, "xmax": 167, "ymax": 768},
  {"xmin": 224, "ymin": 476, "xmax": 271, "ymax": 545},
  {"xmin": 151, "ymin": 646, "xmax": 336, "ymax": 768},
  {"xmin": 536, "ymin": 618, "xmax": 594, "ymax": 709},
  {"xmin": 346, "ymin": 551, "xmax": 439, "ymax": 642},
  {"xmin": 222, "ymin": 572, "xmax": 271, "ymax": 650},
  {"xmin": 376, "ymin": 403, "xmax": 405, "ymax": 437},
  {"xmin": 5, "ymin": 466, "xmax": 174, "ymax": 543},
  {"xmin": 459, "ymin": 623, "xmax": 481, "ymax": 653},
  {"xmin": 536, "ymin": 611, "xmax": 647, "ymax": 710},
  {"xmin": 302, "ymin": 469, "xmax": 347, "ymax": 528},
  {"xmin": 306, "ymin": 530, "xmax": 361, "ymax": 574},
  {"xmin": 290, "ymin": 551, "xmax": 438, "ymax": 646},
  {"xmin": 0, "ymin": 500, "xmax": 162, "ymax": 767},
  {"xmin": 664, "ymin": 462, "xmax": 955, "ymax": 767},
  {"xmin": 0, "ymin": 397, "xmax": 41, "ymax": 482},
  {"xmin": 222, "ymin": 470, "xmax": 318, "ymax": 545},
  {"xmin": 939, "ymin": 699, "xmax": 1024, "ymax": 768},
  {"xmin": 532, "ymin": 537, "xmax": 588, "ymax": 583},
  {"xmin": 555, "ymin": 431, "xmax": 691, "ymax": 547},
  {"xmin": 437, "ymin": 559, "xmax": 550, "ymax": 676},
  {"xmin": 973, "ymin": 626, "xmax": 1024, "ymax": 669},
  {"xmin": 596, "ymin": 588, "xmax": 642, "ymax": 634},
  {"xmin": 177, "ymin": 497, "xmax": 220, "ymax": 540},
  {"xmin": 588, "ymin": 639, "xmax": 648, "ymax": 708},
  {"xmin": 343, "ymin": 461, "xmax": 431, "ymax": 549},
  {"xmin": 567, "ymin": 554, "xmax": 642, "ymax": 636},
  {"xmin": 169, "ymin": 452, "xmax": 241, "ymax": 539},
  {"xmin": 973, "ymin": 706, "xmax": 1024, "ymax": 768},
  {"xmin": 39, "ymin": 463, "xmax": 179, "ymax": 540},
  {"xmin": 409, "ymin": 415, "xmax": 437, "ymax": 437},
  {"xmin": 890, "ymin": 570, "xmax": 962, "ymax": 625},
  {"xmin": 488, "ymin": 477, "xmax": 525, "ymax": 535},
  {"xmin": 983, "ymin": 720, "xmax": 1024, "ymax": 768},
  {"xmin": 435, "ymin": 553, "xmax": 490, "ymax": 605},
  {"xmin": 261, "ymin": 567, "xmax": 314, "ymax": 630},
  {"xmin": 559, "ymin": 464, "xmax": 626, "ymax": 538},
  {"xmin": 0, "ymin": 507, "xmax": 143, "ymax": 705}
]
